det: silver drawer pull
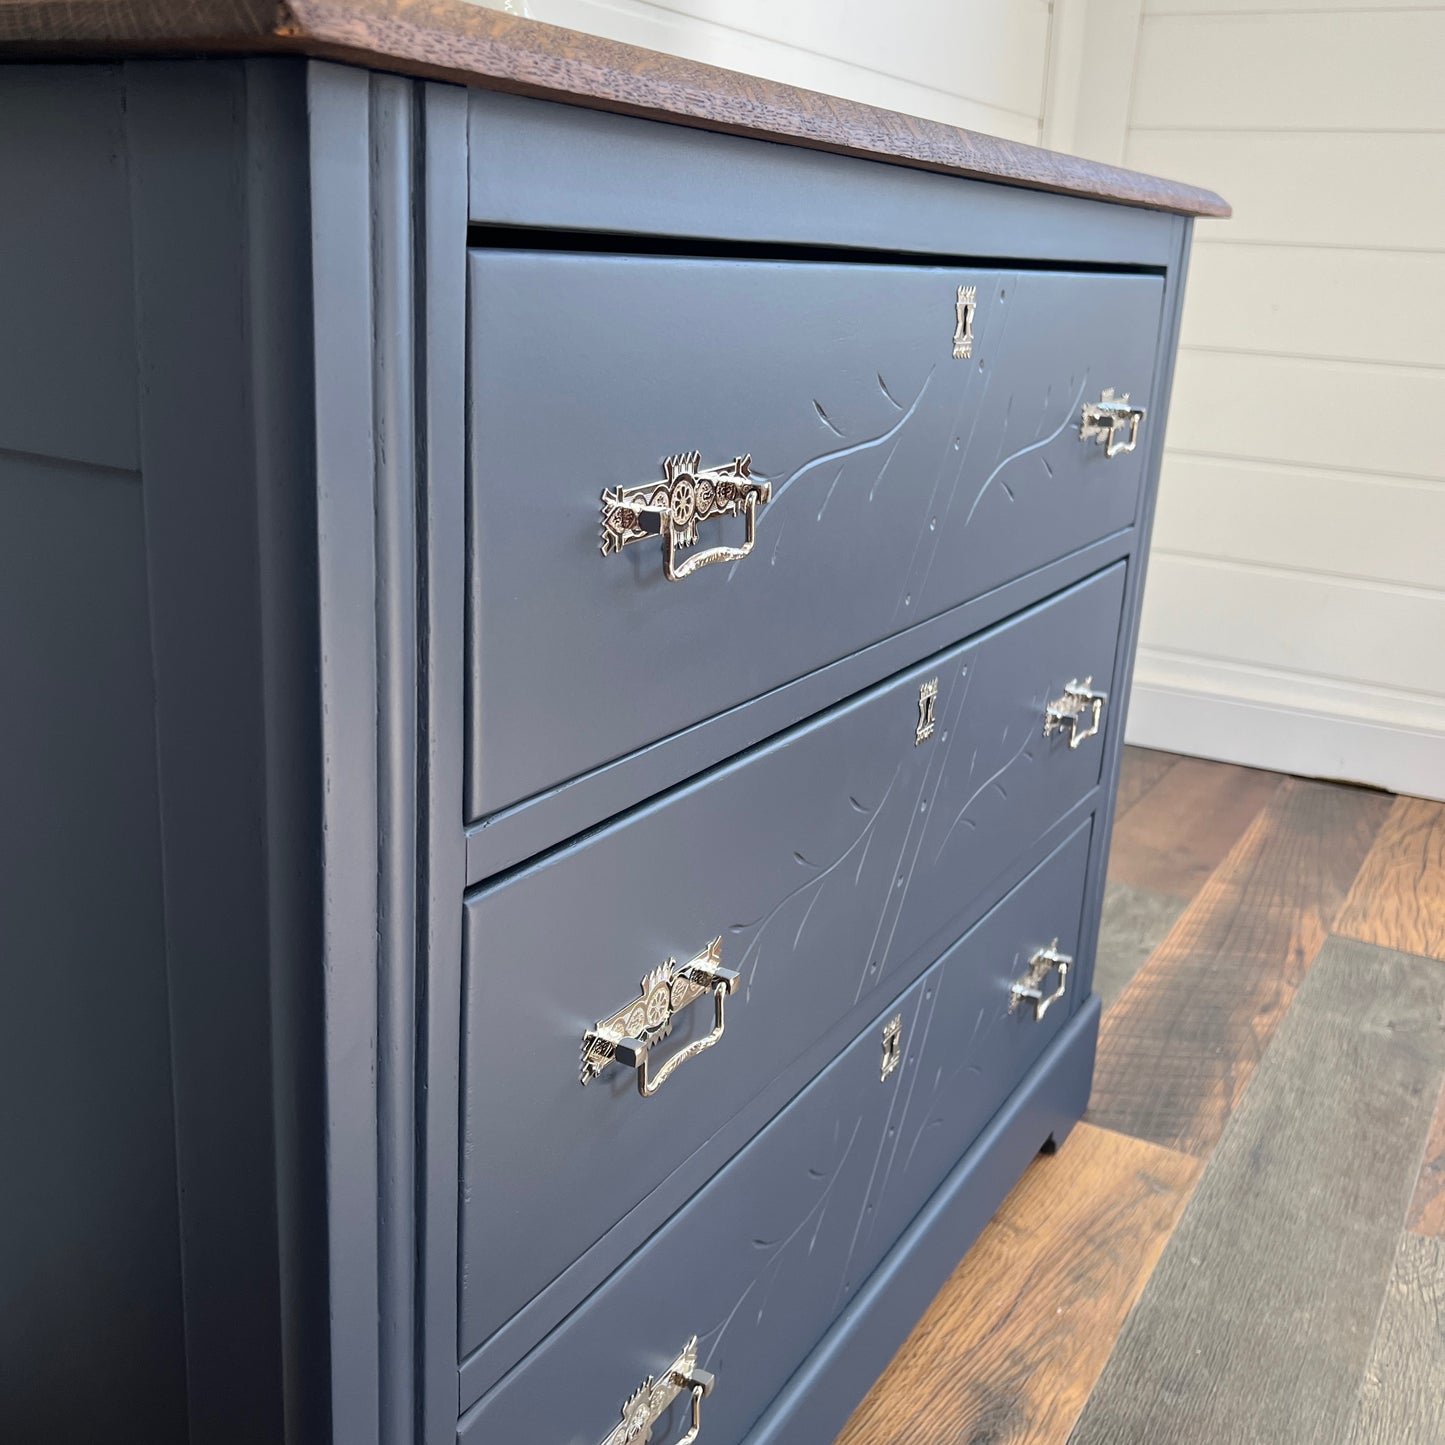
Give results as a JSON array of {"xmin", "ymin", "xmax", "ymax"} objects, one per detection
[
  {"xmin": 1010, "ymin": 941, "xmax": 1073, "ymax": 1021},
  {"xmin": 580, "ymin": 939, "xmax": 740, "ymax": 1098},
  {"xmin": 599, "ymin": 1337, "xmax": 715, "ymax": 1445},
  {"xmin": 1080, "ymin": 388, "xmax": 1146, "ymax": 458},
  {"xmin": 600, "ymin": 452, "xmax": 771, "ymax": 581},
  {"xmin": 1044, "ymin": 677, "xmax": 1107, "ymax": 749}
]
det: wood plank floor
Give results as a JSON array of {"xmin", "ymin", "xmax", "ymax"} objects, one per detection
[{"xmin": 838, "ymin": 748, "xmax": 1445, "ymax": 1445}]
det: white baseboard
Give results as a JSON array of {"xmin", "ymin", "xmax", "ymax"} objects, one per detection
[{"xmin": 1125, "ymin": 656, "xmax": 1445, "ymax": 803}]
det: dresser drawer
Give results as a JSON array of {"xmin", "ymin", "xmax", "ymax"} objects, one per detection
[
  {"xmin": 466, "ymin": 253, "xmax": 1162, "ymax": 819},
  {"xmin": 459, "ymin": 563, "xmax": 1124, "ymax": 1353},
  {"xmin": 459, "ymin": 823, "xmax": 1093, "ymax": 1443}
]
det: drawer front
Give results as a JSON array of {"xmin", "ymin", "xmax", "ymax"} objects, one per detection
[
  {"xmin": 459, "ymin": 825, "xmax": 1093, "ymax": 1443},
  {"xmin": 460, "ymin": 564, "xmax": 1125, "ymax": 1353},
  {"xmin": 466, "ymin": 253, "xmax": 1162, "ymax": 819}
]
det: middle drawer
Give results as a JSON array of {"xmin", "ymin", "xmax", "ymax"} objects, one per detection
[{"xmin": 460, "ymin": 562, "xmax": 1125, "ymax": 1354}]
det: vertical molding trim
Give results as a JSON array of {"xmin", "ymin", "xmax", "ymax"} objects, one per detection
[
  {"xmin": 127, "ymin": 58, "xmax": 298, "ymax": 1445},
  {"xmin": 308, "ymin": 60, "xmax": 470, "ymax": 1445},
  {"xmin": 308, "ymin": 60, "xmax": 385, "ymax": 1445},
  {"xmin": 414, "ymin": 77, "xmax": 470, "ymax": 1445},
  {"xmin": 1049, "ymin": 0, "xmax": 1144, "ymax": 165},
  {"xmin": 1040, "ymin": 0, "xmax": 1086, "ymax": 154},
  {"xmin": 242, "ymin": 59, "xmax": 332, "ymax": 1445},
  {"xmin": 368, "ymin": 73, "xmax": 421, "ymax": 1445}
]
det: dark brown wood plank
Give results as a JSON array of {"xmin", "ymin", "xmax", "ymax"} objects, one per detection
[
  {"xmin": 1113, "ymin": 745, "xmax": 1181, "ymax": 824},
  {"xmin": 1347, "ymin": 1232, "xmax": 1445, "ymax": 1445},
  {"xmin": 1094, "ymin": 882, "xmax": 1188, "ymax": 1011},
  {"xmin": 836, "ymin": 1123, "xmax": 1200, "ymax": 1445},
  {"xmin": 0, "ymin": 0, "xmax": 1230, "ymax": 217},
  {"xmin": 1335, "ymin": 796, "xmax": 1445, "ymax": 964},
  {"xmin": 1106, "ymin": 755, "xmax": 1282, "ymax": 900},
  {"xmin": 1089, "ymin": 777, "xmax": 1391, "ymax": 1157},
  {"xmin": 1407, "ymin": 1080, "xmax": 1445, "ymax": 1238},
  {"xmin": 1072, "ymin": 937, "xmax": 1445, "ymax": 1445}
]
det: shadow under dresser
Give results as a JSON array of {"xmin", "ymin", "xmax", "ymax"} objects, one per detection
[{"xmin": 0, "ymin": 7, "xmax": 1227, "ymax": 1443}]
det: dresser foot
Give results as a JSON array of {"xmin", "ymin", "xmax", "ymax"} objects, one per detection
[{"xmin": 1040, "ymin": 1109, "xmax": 1082, "ymax": 1156}]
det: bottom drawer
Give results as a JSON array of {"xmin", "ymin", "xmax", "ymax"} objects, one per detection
[{"xmin": 459, "ymin": 820, "xmax": 1093, "ymax": 1444}]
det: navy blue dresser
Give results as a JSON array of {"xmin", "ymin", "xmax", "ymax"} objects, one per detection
[{"xmin": 0, "ymin": 9, "xmax": 1226, "ymax": 1443}]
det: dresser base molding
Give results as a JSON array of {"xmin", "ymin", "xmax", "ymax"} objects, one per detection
[{"xmin": 744, "ymin": 995, "xmax": 1101, "ymax": 1445}]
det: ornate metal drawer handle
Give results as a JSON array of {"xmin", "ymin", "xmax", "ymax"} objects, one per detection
[
  {"xmin": 600, "ymin": 452, "xmax": 772, "ymax": 582},
  {"xmin": 1080, "ymin": 388, "xmax": 1146, "ymax": 458},
  {"xmin": 599, "ymin": 1337, "xmax": 715, "ymax": 1445},
  {"xmin": 580, "ymin": 938, "xmax": 740, "ymax": 1097},
  {"xmin": 1010, "ymin": 941, "xmax": 1072, "ymax": 1021},
  {"xmin": 1044, "ymin": 677, "xmax": 1107, "ymax": 749}
]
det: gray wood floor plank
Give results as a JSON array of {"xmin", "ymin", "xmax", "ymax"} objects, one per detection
[
  {"xmin": 1094, "ymin": 881, "xmax": 1188, "ymax": 1010},
  {"xmin": 1089, "ymin": 780, "xmax": 1389, "ymax": 1158},
  {"xmin": 1347, "ymin": 1232, "xmax": 1445, "ymax": 1445},
  {"xmin": 1071, "ymin": 937, "xmax": 1445, "ymax": 1445}
]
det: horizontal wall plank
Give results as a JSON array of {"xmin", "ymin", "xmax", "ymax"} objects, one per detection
[
  {"xmin": 1166, "ymin": 349, "xmax": 1445, "ymax": 480},
  {"xmin": 1075, "ymin": 936, "xmax": 1445, "ymax": 1445},
  {"xmin": 1132, "ymin": 10, "xmax": 1445, "ymax": 130},
  {"xmin": 1140, "ymin": 555, "xmax": 1445, "ymax": 699},
  {"xmin": 1124, "ymin": 0, "xmax": 1445, "ymax": 803},
  {"xmin": 644, "ymin": 0, "xmax": 1052, "ymax": 119},
  {"xmin": 1126, "ymin": 660, "xmax": 1445, "ymax": 802},
  {"xmin": 1124, "ymin": 131, "xmax": 1445, "ymax": 249},
  {"xmin": 524, "ymin": 0, "xmax": 1045, "ymax": 138},
  {"xmin": 1152, "ymin": 456, "xmax": 1445, "ymax": 591},
  {"xmin": 838, "ymin": 1123, "xmax": 1200, "ymax": 1445},
  {"xmin": 1181, "ymin": 242, "xmax": 1445, "ymax": 368}
]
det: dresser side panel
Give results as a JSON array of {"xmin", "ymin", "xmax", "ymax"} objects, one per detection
[
  {"xmin": 126, "ymin": 56, "xmax": 331, "ymax": 1445},
  {"xmin": 0, "ymin": 64, "xmax": 139, "ymax": 470},
  {"xmin": 413, "ymin": 76, "xmax": 472, "ymax": 1445},
  {"xmin": 0, "ymin": 65, "xmax": 188, "ymax": 1445},
  {"xmin": 0, "ymin": 466, "xmax": 187, "ymax": 1440}
]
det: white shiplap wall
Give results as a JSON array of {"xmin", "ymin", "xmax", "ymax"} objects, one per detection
[
  {"xmin": 478, "ymin": 0, "xmax": 1057, "ymax": 144},
  {"xmin": 1118, "ymin": 1, "xmax": 1445, "ymax": 800}
]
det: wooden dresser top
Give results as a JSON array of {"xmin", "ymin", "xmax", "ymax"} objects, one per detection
[{"xmin": 0, "ymin": 0, "xmax": 1229, "ymax": 218}]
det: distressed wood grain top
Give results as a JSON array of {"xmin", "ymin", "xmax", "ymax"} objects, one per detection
[{"xmin": 0, "ymin": 0, "xmax": 1231, "ymax": 217}]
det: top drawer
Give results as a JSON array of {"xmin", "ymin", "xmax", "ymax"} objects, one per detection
[{"xmin": 467, "ymin": 253, "xmax": 1163, "ymax": 820}]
